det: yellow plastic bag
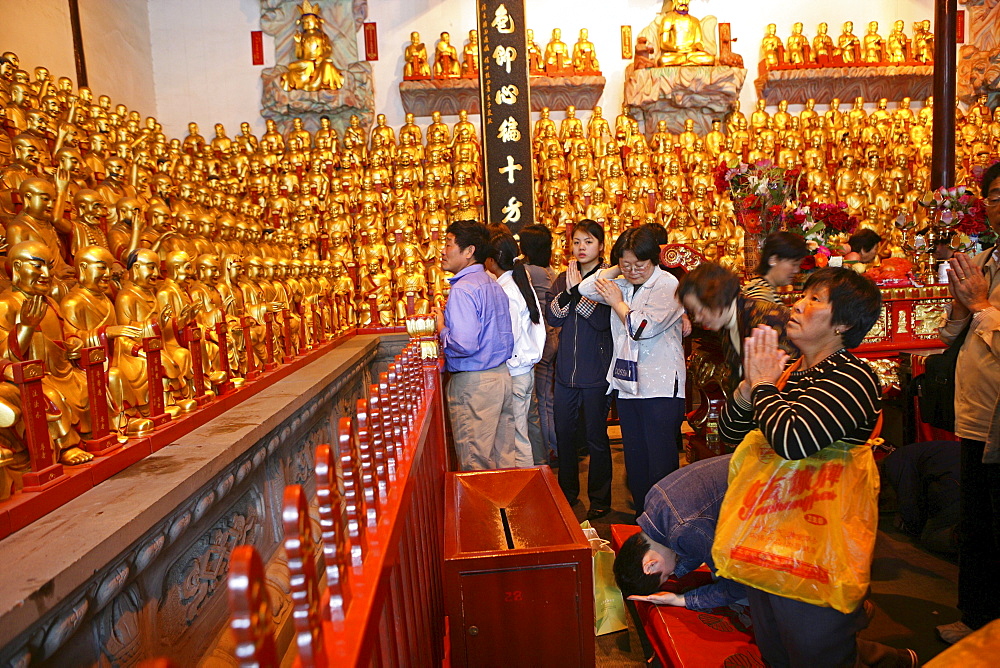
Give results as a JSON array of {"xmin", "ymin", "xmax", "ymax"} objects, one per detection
[
  {"xmin": 710, "ymin": 428, "xmax": 880, "ymax": 614},
  {"xmin": 581, "ymin": 521, "xmax": 628, "ymax": 636}
]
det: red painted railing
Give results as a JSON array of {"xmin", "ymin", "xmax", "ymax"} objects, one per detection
[{"xmin": 229, "ymin": 340, "xmax": 447, "ymax": 667}]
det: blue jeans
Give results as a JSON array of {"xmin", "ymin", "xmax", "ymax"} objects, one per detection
[{"xmin": 616, "ymin": 396, "xmax": 684, "ymax": 515}]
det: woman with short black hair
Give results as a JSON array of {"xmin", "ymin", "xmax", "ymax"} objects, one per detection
[
  {"xmin": 717, "ymin": 267, "xmax": 885, "ymax": 666},
  {"xmin": 743, "ymin": 231, "xmax": 809, "ymax": 303},
  {"xmin": 580, "ymin": 225, "xmax": 687, "ymax": 515}
]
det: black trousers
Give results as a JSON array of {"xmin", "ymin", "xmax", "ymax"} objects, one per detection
[
  {"xmin": 554, "ymin": 382, "xmax": 612, "ymax": 510},
  {"xmin": 958, "ymin": 438, "xmax": 1000, "ymax": 629},
  {"xmin": 616, "ymin": 396, "xmax": 684, "ymax": 515}
]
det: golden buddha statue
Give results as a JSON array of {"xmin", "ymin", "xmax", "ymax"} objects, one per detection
[
  {"xmin": 913, "ymin": 20, "xmax": 933, "ymax": 63},
  {"xmin": 404, "ymin": 31, "xmax": 431, "ymax": 79},
  {"xmin": 862, "ymin": 21, "xmax": 884, "ymax": 63},
  {"xmin": 812, "ymin": 22, "xmax": 834, "ymax": 62},
  {"xmin": 786, "ymin": 23, "xmax": 809, "ymax": 65},
  {"xmin": 434, "ymin": 32, "xmax": 461, "ymax": 78},
  {"xmin": 280, "ymin": 0, "xmax": 344, "ymax": 92},
  {"xmin": 572, "ymin": 29, "xmax": 600, "ymax": 73},
  {"xmin": 0, "ymin": 134, "xmax": 43, "ymax": 212},
  {"xmin": 761, "ymin": 24, "xmax": 783, "ymax": 68},
  {"xmin": 329, "ymin": 261, "xmax": 356, "ymax": 326},
  {"xmin": 462, "ymin": 30, "xmax": 479, "ymax": 78},
  {"xmin": 837, "ymin": 22, "xmax": 860, "ymax": 63},
  {"xmin": 191, "ymin": 254, "xmax": 239, "ymax": 382},
  {"xmin": 655, "ymin": 0, "xmax": 715, "ymax": 66},
  {"xmin": 886, "ymin": 20, "xmax": 909, "ymax": 63},
  {"xmin": 526, "ymin": 29, "xmax": 543, "ymax": 74},
  {"xmin": 395, "ymin": 256, "xmax": 429, "ymax": 321},
  {"xmin": 0, "ymin": 242, "xmax": 92, "ymax": 465},
  {"xmin": 116, "ymin": 249, "xmax": 197, "ymax": 413},
  {"xmin": 8, "ymin": 177, "xmax": 74, "ymax": 283},
  {"xmin": 107, "ymin": 196, "xmax": 146, "ymax": 262},
  {"xmin": 544, "ymin": 29, "xmax": 571, "ymax": 72},
  {"xmin": 61, "ymin": 246, "xmax": 156, "ymax": 436}
]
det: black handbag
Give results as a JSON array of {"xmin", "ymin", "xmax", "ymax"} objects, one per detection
[{"xmin": 918, "ymin": 320, "xmax": 972, "ymax": 432}]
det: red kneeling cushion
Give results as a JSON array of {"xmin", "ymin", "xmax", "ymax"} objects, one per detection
[{"xmin": 611, "ymin": 524, "xmax": 763, "ymax": 667}]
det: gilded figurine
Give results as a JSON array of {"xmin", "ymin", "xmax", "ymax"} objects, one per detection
[{"xmin": 280, "ymin": 0, "xmax": 344, "ymax": 92}]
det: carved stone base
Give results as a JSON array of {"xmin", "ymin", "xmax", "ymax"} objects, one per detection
[
  {"xmin": 624, "ymin": 66, "xmax": 747, "ymax": 137},
  {"xmin": 261, "ymin": 62, "xmax": 375, "ymax": 137},
  {"xmin": 755, "ymin": 65, "xmax": 934, "ymax": 105},
  {"xmin": 398, "ymin": 75, "xmax": 606, "ymax": 117},
  {"xmin": 958, "ymin": 44, "xmax": 1000, "ymax": 107}
]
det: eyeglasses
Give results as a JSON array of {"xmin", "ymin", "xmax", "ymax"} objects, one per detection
[{"xmin": 620, "ymin": 261, "xmax": 652, "ymax": 273}]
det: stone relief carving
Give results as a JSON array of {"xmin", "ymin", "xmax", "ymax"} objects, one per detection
[
  {"xmin": 959, "ymin": 0, "xmax": 1000, "ymax": 104},
  {"xmin": 95, "ymin": 586, "xmax": 143, "ymax": 668},
  {"xmin": 159, "ymin": 489, "xmax": 264, "ymax": 641}
]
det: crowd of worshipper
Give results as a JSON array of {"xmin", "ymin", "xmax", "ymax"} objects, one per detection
[{"xmin": 435, "ymin": 154, "xmax": 999, "ymax": 663}]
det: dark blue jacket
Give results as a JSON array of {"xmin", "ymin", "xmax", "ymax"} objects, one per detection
[{"xmin": 546, "ymin": 268, "xmax": 613, "ymax": 389}]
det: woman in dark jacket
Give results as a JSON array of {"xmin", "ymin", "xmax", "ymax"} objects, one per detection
[{"xmin": 547, "ymin": 220, "xmax": 614, "ymax": 519}]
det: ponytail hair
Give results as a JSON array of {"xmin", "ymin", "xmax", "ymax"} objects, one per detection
[{"xmin": 488, "ymin": 226, "xmax": 541, "ymax": 324}]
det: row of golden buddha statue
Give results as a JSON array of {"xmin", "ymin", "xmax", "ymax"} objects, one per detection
[
  {"xmin": 528, "ymin": 94, "xmax": 996, "ymax": 272},
  {"xmin": 0, "ymin": 52, "xmax": 457, "ymax": 488},
  {"xmin": 403, "ymin": 27, "xmax": 600, "ymax": 81},
  {"xmin": 760, "ymin": 19, "xmax": 934, "ymax": 68}
]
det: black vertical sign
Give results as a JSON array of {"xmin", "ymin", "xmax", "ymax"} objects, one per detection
[{"xmin": 477, "ymin": 1, "xmax": 535, "ymax": 233}]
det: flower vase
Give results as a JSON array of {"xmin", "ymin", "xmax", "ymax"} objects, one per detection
[{"xmin": 737, "ymin": 209, "xmax": 767, "ymax": 278}]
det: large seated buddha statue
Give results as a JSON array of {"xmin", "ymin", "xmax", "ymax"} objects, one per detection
[
  {"xmin": 279, "ymin": 0, "xmax": 344, "ymax": 92},
  {"xmin": 653, "ymin": 0, "xmax": 717, "ymax": 66}
]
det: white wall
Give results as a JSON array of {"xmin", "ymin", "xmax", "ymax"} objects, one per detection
[
  {"xmin": 365, "ymin": 0, "xmax": 937, "ymax": 126},
  {"xmin": 147, "ymin": 0, "xmax": 274, "ymax": 139},
  {"xmin": 81, "ymin": 0, "xmax": 158, "ymax": 117},
  {"xmin": 0, "ymin": 0, "xmax": 77, "ymax": 86},
  {"xmin": 0, "ymin": 0, "xmax": 156, "ymax": 118}
]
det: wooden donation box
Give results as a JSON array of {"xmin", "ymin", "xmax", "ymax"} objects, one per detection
[{"xmin": 444, "ymin": 466, "xmax": 595, "ymax": 667}]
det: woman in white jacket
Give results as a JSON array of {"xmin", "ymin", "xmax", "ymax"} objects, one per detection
[
  {"xmin": 579, "ymin": 226, "xmax": 687, "ymax": 515},
  {"xmin": 486, "ymin": 227, "xmax": 546, "ymax": 467}
]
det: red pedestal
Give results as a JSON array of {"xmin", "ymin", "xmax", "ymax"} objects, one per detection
[
  {"xmin": 142, "ymin": 335, "xmax": 171, "ymax": 427},
  {"xmin": 240, "ymin": 316, "xmax": 259, "ymax": 381},
  {"xmin": 298, "ymin": 303, "xmax": 310, "ymax": 351},
  {"xmin": 9, "ymin": 360, "xmax": 64, "ymax": 490},
  {"xmin": 282, "ymin": 309, "xmax": 295, "ymax": 363},
  {"xmin": 214, "ymin": 321, "xmax": 235, "ymax": 395},
  {"xmin": 184, "ymin": 324, "xmax": 212, "ymax": 406},
  {"xmin": 262, "ymin": 312, "xmax": 277, "ymax": 371},
  {"xmin": 79, "ymin": 346, "xmax": 119, "ymax": 455}
]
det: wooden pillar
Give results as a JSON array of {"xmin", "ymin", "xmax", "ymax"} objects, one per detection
[
  {"xmin": 931, "ymin": 0, "xmax": 958, "ymax": 189},
  {"xmin": 67, "ymin": 0, "xmax": 88, "ymax": 87}
]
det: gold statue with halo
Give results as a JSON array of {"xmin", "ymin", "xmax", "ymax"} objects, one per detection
[{"xmin": 280, "ymin": 0, "xmax": 344, "ymax": 92}]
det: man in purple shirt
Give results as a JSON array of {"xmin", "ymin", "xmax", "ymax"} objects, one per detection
[{"xmin": 434, "ymin": 220, "xmax": 515, "ymax": 470}]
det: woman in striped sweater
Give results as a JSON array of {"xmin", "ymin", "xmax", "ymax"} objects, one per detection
[{"xmin": 716, "ymin": 268, "xmax": 913, "ymax": 667}]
